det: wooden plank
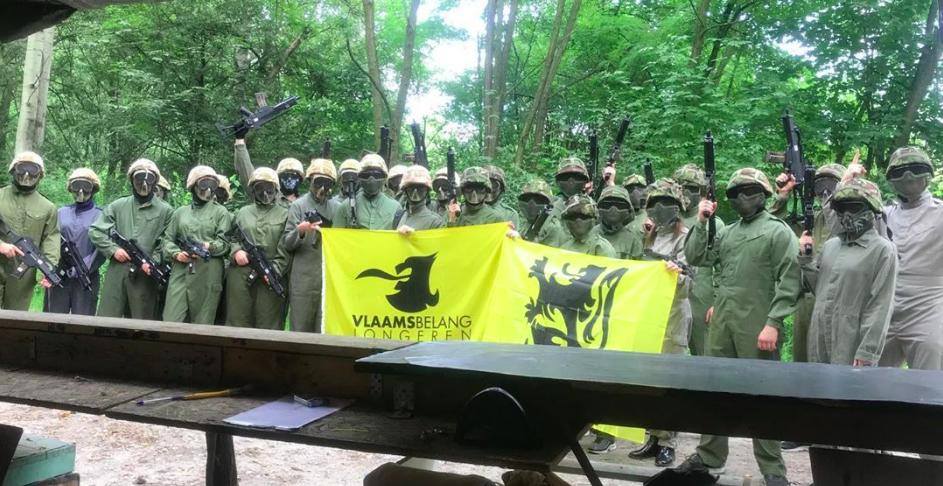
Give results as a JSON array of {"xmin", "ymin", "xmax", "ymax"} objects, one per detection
[
  {"xmin": 221, "ymin": 348, "xmax": 373, "ymax": 398},
  {"xmin": 0, "ymin": 328, "xmax": 34, "ymax": 368},
  {"xmin": 0, "ymin": 369, "xmax": 159, "ymax": 413},
  {"xmin": 356, "ymin": 341, "xmax": 943, "ymax": 456}
]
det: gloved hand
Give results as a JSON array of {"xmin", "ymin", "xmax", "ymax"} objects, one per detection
[{"xmin": 234, "ymin": 124, "xmax": 251, "ymax": 140}]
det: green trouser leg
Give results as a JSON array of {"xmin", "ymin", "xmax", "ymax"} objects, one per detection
[
  {"xmin": 289, "ymin": 287, "xmax": 321, "ymax": 333},
  {"xmin": 791, "ymin": 293, "xmax": 814, "ymax": 363},
  {"xmin": 98, "ymin": 263, "xmax": 161, "ymax": 319},
  {"xmin": 163, "ymin": 260, "xmax": 224, "ymax": 325},
  {"xmin": 0, "ymin": 266, "xmax": 36, "ymax": 311},
  {"xmin": 225, "ymin": 266, "xmax": 286, "ymax": 330},
  {"xmin": 688, "ymin": 293, "xmax": 711, "ymax": 357},
  {"xmin": 696, "ymin": 321, "xmax": 786, "ymax": 478}
]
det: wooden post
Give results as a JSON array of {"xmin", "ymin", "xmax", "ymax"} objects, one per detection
[{"xmin": 205, "ymin": 431, "xmax": 237, "ymax": 486}]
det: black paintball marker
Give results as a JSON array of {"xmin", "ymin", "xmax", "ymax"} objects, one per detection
[
  {"xmin": 588, "ymin": 130, "xmax": 600, "ymax": 198},
  {"xmin": 703, "ymin": 131, "xmax": 717, "ymax": 250},
  {"xmin": 58, "ymin": 239, "xmax": 92, "ymax": 291},
  {"xmin": 604, "ymin": 116, "xmax": 631, "ymax": 188},
  {"xmin": 379, "ymin": 125, "xmax": 392, "ymax": 163},
  {"xmin": 410, "ymin": 122, "xmax": 428, "ymax": 168},
  {"xmin": 523, "ymin": 206, "xmax": 551, "ymax": 242},
  {"xmin": 320, "ymin": 139, "xmax": 332, "ymax": 159},
  {"xmin": 3, "ymin": 227, "xmax": 62, "ymax": 287},
  {"xmin": 643, "ymin": 249, "xmax": 693, "ymax": 276},
  {"xmin": 216, "ymin": 94, "xmax": 299, "ymax": 139},
  {"xmin": 174, "ymin": 236, "xmax": 210, "ymax": 274},
  {"xmin": 446, "ymin": 147, "xmax": 458, "ymax": 203},
  {"xmin": 304, "ymin": 209, "xmax": 333, "ymax": 228},
  {"xmin": 107, "ymin": 228, "xmax": 170, "ymax": 287},
  {"xmin": 230, "ymin": 226, "xmax": 286, "ymax": 299},
  {"xmin": 643, "ymin": 159, "xmax": 655, "ymax": 186},
  {"xmin": 781, "ymin": 110, "xmax": 809, "ymax": 226}
]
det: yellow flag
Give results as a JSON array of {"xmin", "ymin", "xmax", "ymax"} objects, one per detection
[{"xmin": 322, "ymin": 223, "xmax": 678, "ymax": 442}]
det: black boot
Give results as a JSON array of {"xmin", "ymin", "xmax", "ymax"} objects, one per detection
[
  {"xmin": 655, "ymin": 446, "xmax": 675, "ymax": 467},
  {"xmin": 629, "ymin": 435, "xmax": 662, "ymax": 459}
]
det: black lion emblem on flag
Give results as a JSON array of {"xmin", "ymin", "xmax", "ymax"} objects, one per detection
[{"xmin": 524, "ymin": 257, "xmax": 627, "ymax": 348}]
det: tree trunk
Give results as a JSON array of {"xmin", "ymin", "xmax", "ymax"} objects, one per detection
[
  {"xmin": 363, "ymin": 0, "xmax": 384, "ymax": 150},
  {"xmin": 0, "ymin": 43, "xmax": 24, "ymax": 157},
  {"xmin": 484, "ymin": 0, "xmax": 518, "ymax": 158},
  {"xmin": 481, "ymin": 0, "xmax": 499, "ymax": 157},
  {"xmin": 690, "ymin": 0, "xmax": 711, "ymax": 66},
  {"xmin": 893, "ymin": 0, "xmax": 941, "ymax": 149},
  {"xmin": 390, "ymin": 0, "xmax": 421, "ymax": 165},
  {"xmin": 14, "ymin": 27, "xmax": 55, "ymax": 154},
  {"xmin": 513, "ymin": 0, "xmax": 581, "ymax": 166}
]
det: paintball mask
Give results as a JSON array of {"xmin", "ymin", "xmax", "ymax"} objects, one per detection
[
  {"xmin": 12, "ymin": 162, "xmax": 42, "ymax": 190},
  {"xmin": 726, "ymin": 184, "xmax": 767, "ymax": 219},
  {"xmin": 252, "ymin": 181, "xmax": 278, "ymax": 206},
  {"xmin": 279, "ymin": 172, "xmax": 302, "ymax": 197},
  {"xmin": 563, "ymin": 213, "xmax": 595, "ymax": 240},
  {"xmin": 194, "ymin": 176, "xmax": 219, "ymax": 203},
  {"xmin": 518, "ymin": 194, "xmax": 550, "ymax": 224},
  {"xmin": 387, "ymin": 175, "xmax": 403, "ymax": 194},
  {"xmin": 404, "ymin": 185, "xmax": 429, "ymax": 205},
  {"xmin": 682, "ymin": 185, "xmax": 703, "ymax": 210},
  {"xmin": 887, "ymin": 164, "xmax": 932, "ymax": 200},
  {"xmin": 833, "ymin": 199, "xmax": 874, "ymax": 240},
  {"xmin": 433, "ymin": 179, "xmax": 451, "ymax": 202},
  {"xmin": 647, "ymin": 200, "xmax": 681, "ymax": 230},
  {"xmin": 625, "ymin": 184, "xmax": 645, "ymax": 212},
  {"xmin": 132, "ymin": 171, "xmax": 158, "ymax": 198},
  {"xmin": 597, "ymin": 199, "xmax": 633, "ymax": 231},
  {"xmin": 462, "ymin": 184, "xmax": 489, "ymax": 208},
  {"xmin": 556, "ymin": 174, "xmax": 588, "ymax": 198},
  {"xmin": 488, "ymin": 178, "xmax": 505, "ymax": 204},
  {"xmin": 340, "ymin": 173, "xmax": 359, "ymax": 198},
  {"xmin": 813, "ymin": 176, "xmax": 840, "ymax": 201},
  {"xmin": 69, "ymin": 179, "xmax": 95, "ymax": 204},
  {"xmin": 358, "ymin": 170, "xmax": 386, "ymax": 197},
  {"xmin": 309, "ymin": 177, "xmax": 334, "ymax": 201}
]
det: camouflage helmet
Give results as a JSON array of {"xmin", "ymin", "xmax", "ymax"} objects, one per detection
[
  {"xmin": 127, "ymin": 158, "xmax": 161, "ymax": 179},
  {"xmin": 157, "ymin": 175, "xmax": 171, "ymax": 191},
  {"xmin": 186, "ymin": 165, "xmax": 218, "ymax": 189},
  {"xmin": 10, "ymin": 151, "xmax": 45, "ymax": 174},
  {"xmin": 276, "ymin": 158, "xmax": 304, "ymax": 177},
  {"xmin": 621, "ymin": 174, "xmax": 647, "ymax": 188},
  {"xmin": 68, "ymin": 168, "xmax": 101, "ymax": 190},
  {"xmin": 519, "ymin": 178, "xmax": 553, "ymax": 202},
  {"xmin": 726, "ymin": 167, "xmax": 773, "ymax": 196},
  {"xmin": 402, "ymin": 165, "xmax": 433, "ymax": 189},
  {"xmin": 434, "ymin": 166, "xmax": 461, "ymax": 186},
  {"xmin": 461, "ymin": 166, "xmax": 492, "ymax": 191},
  {"xmin": 646, "ymin": 178, "xmax": 686, "ymax": 211},
  {"xmin": 672, "ymin": 164, "xmax": 707, "ymax": 187},
  {"xmin": 306, "ymin": 158, "xmax": 337, "ymax": 181},
  {"xmin": 833, "ymin": 178, "xmax": 883, "ymax": 213},
  {"xmin": 484, "ymin": 164, "xmax": 507, "ymax": 187},
  {"xmin": 388, "ymin": 164, "xmax": 408, "ymax": 179},
  {"xmin": 249, "ymin": 167, "xmax": 280, "ymax": 190},
  {"xmin": 887, "ymin": 146, "xmax": 933, "ymax": 176},
  {"xmin": 360, "ymin": 153, "xmax": 389, "ymax": 175},
  {"xmin": 338, "ymin": 158, "xmax": 361, "ymax": 176},
  {"xmin": 598, "ymin": 185, "xmax": 634, "ymax": 210},
  {"xmin": 216, "ymin": 174, "xmax": 232, "ymax": 200},
  {"xmin": 563, "ymin": 194, "xmax": 597, "ymax": 219},
  {"xmin": 815, "ymin": 163, "xmax": 846, "ymax": 181},
  {"xmin": 555, "ymin": 156, "xmax": 588, "ymax": 178}
]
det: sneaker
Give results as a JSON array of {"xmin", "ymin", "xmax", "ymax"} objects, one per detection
[
  {"xmin": 763, "ymin": 474, "xmax": 789, "ymax": 486},
  {"xmin": 655, "ymin": 446, "xmax": 675, "ymax": 467},
  {"xmin": 781, "ymin": 441, "xmax": 808, "ymax": 451},
  {"xmin": 676, "ymin": 453, "xmax": 725, "ymax": 476},
  {"xmin": 588, "ymin": 435, "xmax": 616, "ymax": 454}
]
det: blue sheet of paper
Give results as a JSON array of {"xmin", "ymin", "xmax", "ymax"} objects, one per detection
[{"xmin": 223, "ymin": 396, "xmax": 354, "ymax": 431}]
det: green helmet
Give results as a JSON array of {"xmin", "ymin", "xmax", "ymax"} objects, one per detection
[
  {"xmin": 461, "ymin": 166, "xmax": 492, "ymax": 191},
  {"xmin": 726, "ymin": 167, "xmax": 773, "ymax": 196},
  {"xmin": 815, "ymin": 163, "xmax": 846, "ymax": 181},
  {"xmin": 484, "ymin": 164, "xmax": 506, "ymax": 187},
  {"xmin": 672, "ymin": 164, "xmax": 707, "ymax": 187},
  {"xmin": 646, "ymin": 178, "xmax": 686, "ymax": 211},
  {"xmin": 519, "ymin": 178, "xmax": 553, "ymax": 202},
  {"xmin": 555, "ymin": 156, "xmax": 588, "ymax": 178},
  {"xmin": 563, "ymin": 194, "xmax": 597, "ymax": 219},
  {"xmin": 598, "ymin": 185, "xmax": 634, "ymax": 210},
  {"xmin": 887, "ymin": 146, "xmax": 933, "ymax": 175},
  {"xmin": 833, "ymin": 178, "xmax": 883, "ymax": 213},
  {"xmin": 621, "ymin": 174, "xmax": 647, "ymax": 188}
]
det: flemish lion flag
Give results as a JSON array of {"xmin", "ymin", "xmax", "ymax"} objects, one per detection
[{"xmin": 322, "ymin": 223, "xmax": 678, "ymax": 442}]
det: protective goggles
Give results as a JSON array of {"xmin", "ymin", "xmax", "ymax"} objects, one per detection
[
  {"xmin": 725, "ymin": 184, "xmax": 766, "ymax": 200},
  {"xmin": 886, "ymin": 164, "xmax": 932, "ymax": 181},
  {"xmin": 68, "ymin": 180, "xmax": 95, "ymax": 194}
]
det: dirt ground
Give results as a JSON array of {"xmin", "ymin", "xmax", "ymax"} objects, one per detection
[{"xmin": 0, "ymin": 402, "xmax": 812, "ymax": 485}]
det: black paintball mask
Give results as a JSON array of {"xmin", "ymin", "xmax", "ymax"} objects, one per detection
[
  {"xmin": 682, "ymin": 185, "xmax": 703, "ymax": 212},
  {"xmin": 597, "ymin": 198, "xmax": 633, "ymax": 232},
  {"xmin": 647, "ymin": 197, "xmax": 682, "ymax": 231},
  {"xmin": 462, "ymin": 183, "xmax": 490, "ymax": 209},
  {"xmin": 433, "ymin": 179, "xmax": 451, "ymax": 202},
  {"xmin": 518, "ymin": 194, "xmax": 550, "ymax": 224},
  {"xmin": 69, "ymin": 179, "xmax": 96, "ymax": 204},
  {"xmin": 625, "ymin": 184, "xmax": 646, "ymax": 212},
  {"xmin": 359, "ymin": 169, "xmax": 386, "ymax": 198},
  {"xmin": 887, "ymin": 164, "xmax": 932, "ymax": 201},
  {"xmin": 488, "ymin": 178, "xmax": 505, "ymax": 204},
  {"xmin": 12, "ymin": 162, "xmax": 42, "ymax": 192},
  {"xmin": 556, "ymin": 173, "xmax": 589, "ymax": 198},
  {"xmin": 215, "ymin": 186, "xmax": 230, "ymax": 204},
  {"xmin": 193, "ymin": 176, "xmax": 219, "ymax": 203},
  {"xmin": 387, "ymin": 175, "xmax": 403, "ymax": 194},
  {"xmin": 813, "ymin": 175, "xmax": 840, "ymax": 202},
  {"xmin": 832, "ymin": 199, "xmax": 874, "ymax": 241},
  {"xmin": 404, "ymin": 184, "xmax": 429, "ymax": 206},
  {"xmin": 563, "ymin": 213, "xmax": 595, "ymax": 240},
  {"xmin": 726, "ymin": 184, "xmax": 767, "ymax": 219},
  {"xmin": 131, "ymin": 170, "xmax": 158, "ymax": 199},
  {"xmin": 279, "ymin": 172, "xmax": 302, "ymax": 197},
  {"xmin": 309, "ymin": 177, "xmax": 334, "ymax": 202},
  {"xmin": 340, "ymin": 172, "xmax": 359, "ymax": 198},
  {"xmin": 252, "ymin": 181, "xmax": 279, "ymax": 206}
]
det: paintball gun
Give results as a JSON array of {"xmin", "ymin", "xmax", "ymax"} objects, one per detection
[
  {"xmin": 410, "ymin": 122, "xmax": 428, "ymax": 168},
  {"xmin": 320, "ymin": 139, "xmax": 332, "ymax": 159},
  {"xmin": 107, "ymin": 228, "xmax": 170, "ymax": 287},
  {"xmin": 588, "ymin": 130, "xmax": 600, "ymax": 198},
  {"xmin": 216, "ymin": 94, "xmax": 299, "ymax": 139},
  {"xmin": 174, "ymin": 236, "xmax": 210, "ymax": 274},
  {"xmin": 304, "ymin": 209, "xmax": 333, "ymax": 228},
  {"xmin": 801, "ymin": 164, "xmax": 816, "ymax": 256},
  {"xmin": 781, "ymin": 110, "xmax": 810, "ymax": 227},
  {"xmin": 445, "ymin": 147, "xmax": 458, "ymax": 204},
  {"xmin": 379, "ymin": 125, "xmax": 392, "ymax": 163},
  {"xmin": 643, "ymin": 159, "xmax": 655, "ymax": 186},
  {"xmin": 703, "ymin": 131, "xmax": 717, "ymax": 250},
  {"xmin": 643, "ymin": 249, "xmax": 693, "ymax": 276},
  {"xmin": 523, "ymin": 206, "xmax": 552, "ymax": 242},
  {"xmin": 2, "ymin": 227, "xmax": 62, "ymax": 287},
  {"xmin": 58, "ymin": 239, "xmax": 92, "ymax": 291},
  {"xmin": 230, "ymin": 226, "xmax": 286, "ymax": 299}
]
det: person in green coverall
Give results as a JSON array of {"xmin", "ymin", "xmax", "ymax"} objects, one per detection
[
  {"xmin": 0, "ymin": 151, "xmax": 60, "ymax": 309},
  {"xmin": 594, "ymin": 185, "xmax": 642, "ymax": 260},
  {"xmin": 394, "ymin": 165, "xmax": 445, "ymax": 233},
  {"xmin": 674, "ymin": 167, "xmax": 799, "ymax": 486},
  {"xmin": 334, "ymin": 154, "xmax": 401, "ymax": 230},
  {"xmin": 226, "ymin": 167, "xmax": 289, "ymax": 329},
  {"xmin": 90, "ymin": 158, "xmax": 173, "ymax": 319},
  {"xmin": 484, "ymin": 164, "xmax": 520, "ymax": 229},
  {"xmin": 162, "ymin": 165, "xmax": 232, "ymax": 324},
  {"xmin": 448, "ymin": 167, "xmax": 506, "ymax": 227},
  {"xmin": 517, "ymin": 179, "xmax": 565, "ymax": 246},
  {"xmin": 557, "ymin": 194, "xmax": 616, "ymax": 257}
]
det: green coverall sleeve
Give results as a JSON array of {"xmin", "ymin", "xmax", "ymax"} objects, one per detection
[
  {"xmin": 88, "ymin": 203, "xmax": 117, "ymax": 258},
  {"xmin": 162, "ymin": 210, "xmax": 182, "ymax": 261},
  {"xmin": 683, "ymin": 220, "xmax": 718, "ymax": 267},
  {"xmin": 234, "ymin": 144, "xmax": 254, "ymax": 192},
  {"xmin": 765, "ymin": 224, "xmax": 801, "ymax": 329},
  {"xmin": 208, "ymin": 210, "xmax": 232, "ymax": 258},
  {"xmin": 855, "ymin": 244, "xmax": 898, "ymax": 363},
  {"xmin": 768, "ymin": 192, "xmax": 790, "ymax": 219},
  {"xmin": 40, "ymin": 205, "xmax": 60, "ymax": 267},
  {"xmin": 283, "ymin": 203, "xmax": 308, "ymax": 251}
]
